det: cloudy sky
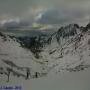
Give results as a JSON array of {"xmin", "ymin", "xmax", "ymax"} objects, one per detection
[{"xmin": 0, "ymin": 0, "xmax": 90, "ymax": 31}]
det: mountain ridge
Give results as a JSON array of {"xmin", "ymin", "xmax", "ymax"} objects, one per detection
[{"xmin": 0, "ymin": 22, "xmax": 90, "ymax": 82}]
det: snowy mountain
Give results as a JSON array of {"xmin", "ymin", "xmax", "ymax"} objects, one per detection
[
  {"xmin": 0, "ymin": 23, "xmax": 90, "ymax": 83},
  {"xmin": 38, "ymin": 23, "xmax": 90, "ymax": 73},
  {"xmin": 0, "ymin": 32, "xmax": 48, "ymax": 82}
]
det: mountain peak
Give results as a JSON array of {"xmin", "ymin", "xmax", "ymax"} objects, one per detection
[
  {"xmin": 86, "ymin": 22, "xmax": 90, "ymax": 29},
  {"xmin": 57, "ymin": 23, "xmax": 80, "ymax": 39}
]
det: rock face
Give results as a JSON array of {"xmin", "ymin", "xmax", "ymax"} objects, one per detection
[
  {"xmin": 17, "ymin": 23, "xmax": 84, "ymax": 57},
  {"xmin": 86, "ymin": 22, "xmax": 90, "ymax": 29},
  {"xmin": 0, "ymin": 22, "xmax": 90, "ymax": 82}
]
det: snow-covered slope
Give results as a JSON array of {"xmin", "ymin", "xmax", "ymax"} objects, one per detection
[
  {"xmin": 0, "ymin": 23, "xmax": 90, "ymax": 90},
  {"xmin": 41, "ymin": 31, "xmax": 90, "ymax": 72},
  {"xmin": 0, "ymin": 32, "xmax": 48, "ymax": 82}
]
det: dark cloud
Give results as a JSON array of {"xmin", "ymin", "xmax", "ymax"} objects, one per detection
[
  {"xmin": 0, "ymin": 19, "xmax": 32, "ymax": 30},
  {"xmin": 0, "ymin": 0, "xmax": 90, "ymax": 17},
  {"xmin": 0, "ymin": 0, "xmax": 90, "ymax": 30},
  {"xmin": 36, "ymin": 8, "xmax": 89, "ymax": 25}
]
